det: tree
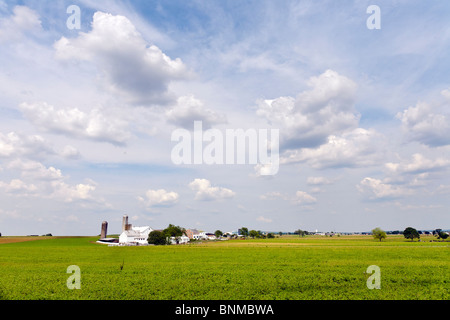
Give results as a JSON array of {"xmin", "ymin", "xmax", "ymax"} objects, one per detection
[
  {"xmin": 436, "ymin": 230, "xmax": 449, "ymax": 240},
  {"xmin": 240, "ymin": 227, "xmax": 249, "ymax": 238},
  {"xmin": 163, "ymin": 224, "xmax": 184, "ymax": 237},
  {"xmin": 147, "ymin": 230, "xmax": 168, "ymax": 245},
  {"xmin": 267, "ymin": 232, "xmax": 275, "ymax": 238},
  {"xmin": 372, "ymin": 228, "xmax": 386, "ymax": 242},
  {"xmin": 295, "ymin": 229, "xmax": 307, "ymax": 237},
  {"xmin": 433, "ymin": 229, "xmax": 442, "ymax": 236},
  {"xmin": 214, "ymin": 230, "xmax": 223, "ymax": 238},
  {"xmin": 163, "ymin": 224, "xmax": 185, "ymax": 244},
  {"xmin": 249, "ymin": 230, "xmax": 258, "ymax": 239},
  {"xmin": 403, "ymin": 227, "xmax": 420, "ymax": 241}
]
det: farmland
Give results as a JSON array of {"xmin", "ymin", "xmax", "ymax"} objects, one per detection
[{"xmin": 0, "ymin": 235, "xmax": 448, "ymax": 300}]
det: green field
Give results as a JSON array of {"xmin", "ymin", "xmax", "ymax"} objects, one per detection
[{"xmin": 0, "ymin": 235, "xmax": 448, "ymax": 300}]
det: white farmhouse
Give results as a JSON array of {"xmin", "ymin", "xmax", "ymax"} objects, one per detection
[
  {"xmin": 193, "ymin": 232, "xmax": 207, "ymax": 240},
  {"xmin": 186, "ymin": 229, "xmax": 208, "ymax": 240},
  {"xmin": 169, "ymin": 235, "xmax": 190, "ymax": 245},
  {"xmin": 119, "ymin": 226, "xmax": 153, "ymax": 245}
]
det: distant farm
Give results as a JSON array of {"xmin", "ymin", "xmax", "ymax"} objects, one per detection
[{"xmin": 0, "ymin": 234, "xmax": 448, "ymax": 300}]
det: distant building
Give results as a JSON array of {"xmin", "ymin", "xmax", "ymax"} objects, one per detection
[
  {"xmin": 96, "ymin": 238, "xmax": 118, "ymax": 245},
  {"xmin": 223, "ymin": 232, "xmax": 234, "ymax": 238},
  {"xmin": 117, "ymin": 215, "xmax": 153, "ymax": 245},
  {"xmin": 205, "ymin": 233, "xmax": 216, "ymax": 240},
  {"xmin": 186, "ymin": 229, "xmax": 208, "ymax": 240},
  {"xmin": 185, "ymin": 229, "xmax": 198, "ymax": 239},
  {"xmin": 119, "ymin": 225, "xmax": 153, "ymax": 245},
  {"xmin": 169, "ymin": 235, "xmax": 190, "ymax": 245}
]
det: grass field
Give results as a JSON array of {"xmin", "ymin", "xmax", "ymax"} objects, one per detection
[{"xmin": 0, "ymin": 235, "xmax": 448, "ymax": 300}]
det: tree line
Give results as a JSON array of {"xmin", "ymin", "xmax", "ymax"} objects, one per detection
[
  {"xmin": 146, "ymin": 224, "xmax": 448, "ymax": 245},
  {"xmin": 372, "ymin": 227, "xmax": 449, "ymax": 242}
]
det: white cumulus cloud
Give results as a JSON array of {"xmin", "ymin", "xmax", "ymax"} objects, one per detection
[
  {"xmin": 0, "ymin": 179, "xmax": 38, "ymax": 195},
  {"xmin": 166, "ymin": 95, "xmax": 227, "ymax": 129},
  {"xmin": 138, "ymin": 189, "xmax": 179, "ymax": 207},
  {"xmin": 50, "ymin": 180, "xmax": 96, "ymax": 203},
  {"xmin": 357, "ymin": 177, "xmax": 414, "ymax": 200},
  {"xmin": 60, "ymin": 145, "xmax": 81, "ymax": 160},
  {"xmin": 54, "ymin": 11, "xmax": 189, "ymax": 106},
  {"xmin": 281, "ymin": 128, "xmax": 383, "ymax": 169},
  {"xmin": 7, "ymin": 159, "xmax": 63, "ymax": 181},
  {"xmin": 257, "ymin": 69, "xmax": 359, "ymax": 150},
  {"xmin": 189, "ymin": 178, "xmax": 235, "ymax": 201},
  {"xmin": 0, "ymin": 131, "xmax": 54, "ymax": 159},
  {"xmin": 0, "ymin": 5, "xmax": 42, "ymax": 42},
  {"xmin": 19, "ymin": 102, "xmax": 131, "ymax": 145},
  {"xmin": 293, "ymin": 191, "xmax": 317, "ymax": 205},
  {"xmin": 2, "ymin": 159, "xmax": 99, "ymax": 203},
  {"xmin": 385, "ymin": 153, "xmax": 450, "ymax": 175},
  {"xmin": 397, "ymin": 101, "xmax": 450, "ymax": 147}
]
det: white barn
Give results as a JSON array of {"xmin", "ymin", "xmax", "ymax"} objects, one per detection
[{"xmin": 119, "ymin": 226, "xmax": 153, "ymax": 245}]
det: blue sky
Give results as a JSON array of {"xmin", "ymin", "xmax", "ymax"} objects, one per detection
[{"xmin": 0, "ymin": 0, "xmax": 449, "ymax": 236}]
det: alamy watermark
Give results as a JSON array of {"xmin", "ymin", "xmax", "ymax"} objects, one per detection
[
  {"xmin": 66, "ymin": 5, "xmax": 81, "ymax": 30},
  {"xmin": 366, "ymin": 5, "xmax": 381, "ymax": 30},
  {"xmin": 171, "ymin": 121, "xmax": 279, "ymax": 175},
  {"xmin": 67, "ymin": 265, "xmax": 81, "ymax": 289},
  {"xmin": 366, "ymin": 265, "xmax": 381, "ymax": 289}
]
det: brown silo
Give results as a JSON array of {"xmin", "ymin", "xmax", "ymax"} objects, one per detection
[
  {"xmin": 101, "ymin": 221, "xmax": 108, "ymax": 239},
  {"xmin": 122, "ymin": 215, "xmax": 128, "ymax": 232}
]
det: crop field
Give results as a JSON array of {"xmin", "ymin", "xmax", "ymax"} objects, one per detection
[{"xmin": 0, "ymin": 235, "xmax": 448, "ymax": 300}]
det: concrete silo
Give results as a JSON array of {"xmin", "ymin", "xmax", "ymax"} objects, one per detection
[
  {"xmin": 122, "ymin": 215, "xmax": 128, "ymax": 232},
  {"xmin": 100, "ymin": 221, "xmax": 108, "ymax": 239}
]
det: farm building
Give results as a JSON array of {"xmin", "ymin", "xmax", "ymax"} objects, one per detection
[
  {"xmin": 169, "ymin": 235, "xmax": 190, "ymax": 245},
  {"xmin": 119, "ymin": 226, "xmax": 153, "ymax": 245},
  {"xmin": 205, "ymin": 233, "xmax": 216, "ymax": 240},
  {"xmin": 185, "ymin": 229, "xmax": 208, "ymax": 240},
  {"xmin": 96, "ymin": 237, "xmax": 119, "ymax": 245},
  {"xmin": 118, "ymin": 215, "xmax": 153, "ymax": 245},
  {"xmin": 98, "ymin": 215, "xmax": 197, "ymax": 246}
]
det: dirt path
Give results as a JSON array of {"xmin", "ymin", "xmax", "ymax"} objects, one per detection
[{"xmin": 0, "ymin": 236, "xmax": 52, "ymax": 244}]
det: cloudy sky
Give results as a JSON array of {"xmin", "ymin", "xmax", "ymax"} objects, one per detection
[{"xmin": 0, "ymin": 0, "xmax": 449, "ymax": 236}]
